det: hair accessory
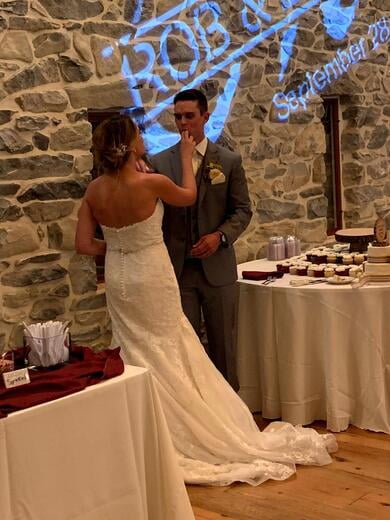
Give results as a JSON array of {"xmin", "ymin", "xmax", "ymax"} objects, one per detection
[{"xmin": 115, "ymin": 144, "xmax": 129, "ymax": 156}]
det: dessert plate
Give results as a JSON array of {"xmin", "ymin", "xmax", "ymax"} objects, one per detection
[{"xmin": 327, "ymin": 276, "xmax": 354, "ymax": 285}]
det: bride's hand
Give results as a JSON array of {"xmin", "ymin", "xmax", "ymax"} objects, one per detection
[{"xmin": 180, "ymin": 130, "xmax": 195, "ymax": 158}]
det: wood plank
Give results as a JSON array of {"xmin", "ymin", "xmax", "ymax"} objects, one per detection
[
  {"xmin": 188, "ymin": 418, "xmax": 390, "ymax": 520},
  {"xmin": 193, "ymin": 505, "xmax": 240, "ymax": 519},
  {"xmin": 347, "ymin": 491, "xmax": 390, "ymax": 520}
]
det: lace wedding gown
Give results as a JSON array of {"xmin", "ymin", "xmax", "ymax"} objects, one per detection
[{"xmin": 101, "ymin": 200, "xmax": 337, "ymax": 486}]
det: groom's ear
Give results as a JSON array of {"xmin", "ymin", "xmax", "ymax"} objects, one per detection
[{"xmin": 203, "ymin": 111, "xmax": 210, "ymax": 123}]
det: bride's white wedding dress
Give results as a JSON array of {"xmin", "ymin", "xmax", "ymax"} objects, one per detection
[{"xmin": 101, "ymin": 200, "xmax": 337, "ymax": 486}]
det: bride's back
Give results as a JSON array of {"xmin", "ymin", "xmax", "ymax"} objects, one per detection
[
  {"xmin": 87, "ymin": 171, "xmax": 158, "ymax": 229},
  {"xmin": 89, "ymin": 114, "xmax": 158, "ymax": 228}
]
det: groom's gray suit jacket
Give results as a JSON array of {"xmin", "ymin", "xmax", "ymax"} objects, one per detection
[{"xmin": 151, "ymin": 140, "xmax": 252, "ymax": 287}]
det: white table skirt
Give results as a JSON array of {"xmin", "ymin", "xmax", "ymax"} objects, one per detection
[
  {"xmin": 0, "ymin": 365, "xmax": 194, "ymax": 520},
  {"xmin": 237, "ymin": 259, "xmax": 390, "ymax": 434}
]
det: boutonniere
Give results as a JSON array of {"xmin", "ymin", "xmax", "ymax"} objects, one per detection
[{"xmin": 205, "ymin": 161, "xmax": 226, "ymax": 185}]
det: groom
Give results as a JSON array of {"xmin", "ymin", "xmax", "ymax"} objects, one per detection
[{"xmin": 151, "ymin": 89, "xmax": 252, "ymax": 390}]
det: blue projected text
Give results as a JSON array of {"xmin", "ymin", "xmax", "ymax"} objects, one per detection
[{"xmin": 100, "ymin": 2, "xmax": 387, "ymax": 152}]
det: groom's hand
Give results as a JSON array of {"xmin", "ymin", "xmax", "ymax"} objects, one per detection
[{"xmin": 191, "ymin": 232, "xmax": 221, "ymax": 258}]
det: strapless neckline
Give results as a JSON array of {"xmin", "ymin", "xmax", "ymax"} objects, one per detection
[{"xmin": 100, "ymin": 200, "xmax": 160, "ymax": 231}]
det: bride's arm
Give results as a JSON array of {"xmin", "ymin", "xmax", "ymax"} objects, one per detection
[
  {"xmin": 146, "ymin": 131, "xmax": 196, "ymax": 207},
  {"xmin": 75, "ymin": 195, "xmax": 106, "ymax": 256}
]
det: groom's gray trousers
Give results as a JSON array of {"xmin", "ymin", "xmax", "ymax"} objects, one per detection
[{"xmin": 179, "ymin": 259, "xmax": 239, "ymax": 391}]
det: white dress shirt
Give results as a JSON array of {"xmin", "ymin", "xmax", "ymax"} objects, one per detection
[{"xmin": 192, "ymin": 137, "xmax": 208, "ymax": 175}]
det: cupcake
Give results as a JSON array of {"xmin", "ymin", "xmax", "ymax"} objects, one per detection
[
  {"xmin": 296, "ymin": 265, "xmax": 308, "ymax": 276},
  {"xmin": 313, "ymin": 266, "xmax": 324, "ymax": 277},
  {"xmin": 324, "ymin": 266, "xmax": 335, "ymax": 278},
  {"xmin": 317, "ymin": 254, "xmax": 328, "ymax": 263},
  {"xmin": 289, "ymin": 265, "xmax": 298, "ymax": 275},
  {"xmin": 307, "ymin": 264, "xmax": 316, "ymax": 277},
  {"xmin": 354, "ymin": 254, "xmax": 365, "ymax": 265},
  {"xmin": 305, "ymin": 251, "xmax": 314, "ymax": 262},
  {"xmin": 349, "ymin": 266, "xmax": 359, "ymax": 278},
  {"xmin": 327, "ymin": 252, "xmax": 337, "ymax": 263},
  {"xmin": 343, "ymin": 254, "xmax": 353, "ymax": 265},
  {"xmin": 335, "ymin": 266, "xmax": 349, "ymax": 276}
]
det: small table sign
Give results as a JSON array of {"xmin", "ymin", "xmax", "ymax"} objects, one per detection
[{"xmin": 3, "ymin": 368, "xmax": 30, "ymax": 389}]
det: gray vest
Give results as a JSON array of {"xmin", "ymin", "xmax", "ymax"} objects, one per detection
[{"xmin": 185, "ymin": 159, "xmax": 204, "ymax": 257}]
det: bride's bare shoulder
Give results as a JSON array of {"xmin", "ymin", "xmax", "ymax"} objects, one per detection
[
  {"xmin": 141, "ymin": 171, "xmax": 168, "ymax": 186},
  {"xmin": 84, "ymin": 175, "xmax": 113, "ymax": 199}
]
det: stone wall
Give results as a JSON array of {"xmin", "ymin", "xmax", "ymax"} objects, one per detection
[{"xmin": 0, "ymin": 0, "xmax": 389, "ymax": 350}]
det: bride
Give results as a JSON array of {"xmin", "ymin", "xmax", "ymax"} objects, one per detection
[{"xmin": 75, "ymin": 114, "xmax": 337, "ymax": 486}]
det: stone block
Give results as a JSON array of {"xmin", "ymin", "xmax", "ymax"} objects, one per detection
[
  {"xmin": 17, "ymin": 179, "xmax": 88, "ymax": 203},
  {"xmin": 0, "ymin": 30, "xmax": 33, "ymax": 62},
  {"xmin": 367, "ymin": 125, "xmax": 389, "ymax": 149},
  {"xmin": 91, "ymin": 35, "xmax": 122, "ymax": 77},
  {"xmin": 0, "ymin": 129, "xmax": 32, "ymax": 154},
  {"xmin": 38, "ymin": 0, "xmax": 103, "ymax": 20},
  {"xmin": 33, "ymin": 32, "xmax": 70, "ymax": 58},
  {"xmin": 344, "ymin": 185, "xmax": 382, "ymax": 205},
  {"xmin": 68, "ymin": 254, "xmax": 97, "ymax": 295},
  {"xmin": 50, "ymin": 122, "xmax": 92, "ymax": 151},
  {"xmin": 0, "ymin": 153, "xmax": 73, "ymax": 181},
  {"xmin": 0, "ymin": 224, "xmax": 39, "ymax": 258},
  {"xmin": 57, "ymin": 55, "xmax": 93, "ymax": 83},
  {"xmin": 4, "ymin": 58, "xmax": 60, "ymax": 94},
  {"xmin": 1, "ymin": 264, "xmax": 67, "ymax": 287},
  {"xmin": 256, "ymin": 199, "xmax": 305, "ymax": 223},
  {"xmin": 294, "ymin": 125, "xmax": 326, "ymax": 157},
  {"xmin": 47, "ymin": 218, "xmax": 78, "ymax": 250},
  {"xmin": 0, "ymin": 198, "xmax": 23, "ymax": 221},
  {"xmin": 15, "ymin": 115, "xmax": 50, "ymax": 131},
  {"xmin": 15, "ymin": 90, "xmax": 68, "ymax": 112},
  {"xmin": 342, "ymin": 162, "xmax": 365, "ymax": 187},
  {"xmin": 307, "ymin": 196, "xmax": 328, "ymax": 219},
  {"xmin": 23, "ymin": 201, "xmax": 75, "ymax": 222},
  {"xmin": 70, "ymin": 292, "xmax": 106, "ymax": 311},
  {"xmin": 283, "ymin": 162, "xmax": 310, "ymax": 192},
  {"xmin": 66, "ymin": 80, "xmax": 135, "ymax": 109},
  {"xmin": 296, "ymin": 219, "xmax": 327, "ymax": 243},
  {"xmin": 8, "ymin": 15, "xmax": 60, "ymax": 32},
  {"xmin": 30, "ymin": 298, "xmax": 65, "ymax": 320}
]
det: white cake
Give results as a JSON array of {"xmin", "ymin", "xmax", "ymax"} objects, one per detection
[
  {"xmin": 364, "ymin": 262, "xmax": 390, "ymax": 276},
  {"xmin": 367, "ymin": 243, "xmax": 390, "ymax": 263},
  {"xmin": 364, "ymin": 242, "xmax": 390, "ymax": 275}
]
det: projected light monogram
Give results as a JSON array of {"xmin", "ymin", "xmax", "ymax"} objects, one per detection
[{"xmin": 102, "ymin": 1, "xmax": 386, "ymax": 152}]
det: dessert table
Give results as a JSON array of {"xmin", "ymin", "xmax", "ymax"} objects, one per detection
[
  {"xmin": 0, "ymin": 365, "xmax": 194, "ymax": 520},
  {"xmin": 237, "ymin": 259, "xmax": 390, "ymax": 434}
]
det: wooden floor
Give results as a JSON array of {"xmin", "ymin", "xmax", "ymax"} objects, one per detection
[{"xmin": 188, "ymin": 415, "xmax": 390, "ymax": 520}]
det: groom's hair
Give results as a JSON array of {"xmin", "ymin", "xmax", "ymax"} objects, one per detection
[{"xmin": 173, "ymin": 89, "xmax": 208, "ymax": 114}]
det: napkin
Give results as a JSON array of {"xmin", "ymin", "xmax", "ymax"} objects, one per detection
[
  {"xmin": 241, "ymin": 270, "xmax": 284, "ymax": 281},
  {"xmin": 24, "ymin": 321, "xmax": 70, "ymax": 367},
  {"xmin": 0, "ymin": 346, "xmax": 124, "ymax": 418}
]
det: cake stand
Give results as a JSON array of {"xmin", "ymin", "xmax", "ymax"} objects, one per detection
[{"xmin": 335, "ymin": 228, "xmax": 374, "ymax": 252}]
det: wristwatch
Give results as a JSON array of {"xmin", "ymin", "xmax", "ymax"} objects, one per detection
[{"xmin": 219, "ymin": 231, "xmax": 229, "ymax": 248}]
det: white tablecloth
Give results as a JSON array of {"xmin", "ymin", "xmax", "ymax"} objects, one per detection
[
  {"xmin": 237, "ymin": 259, "xmax": 390, "ymax": 434},
  {"xmin": 0, "ymin": 365, "xmax": 194, "ymax": 520}
]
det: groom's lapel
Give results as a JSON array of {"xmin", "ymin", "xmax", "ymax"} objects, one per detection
[
  {"xmin": 169, "ymin": 143, "xmax": 182, "ymax": 184},
  {"xmin": 198, "ymin": 141, "xmax": 220, "ymax": 206}
]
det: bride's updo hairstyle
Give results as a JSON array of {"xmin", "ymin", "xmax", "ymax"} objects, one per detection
[{"xmin": 93, "ymin": 114, "xmax": 137, "ymax": 175}]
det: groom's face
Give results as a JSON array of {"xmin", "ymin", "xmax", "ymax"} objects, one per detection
[{"xmin": 173, "ymin": 100, "xmax": 209, "ymax": 144}]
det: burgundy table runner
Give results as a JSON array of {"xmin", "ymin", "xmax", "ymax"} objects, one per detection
[{"xmin": 0, "ymin": 346, "xmax": 124, "ymax": 419}]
